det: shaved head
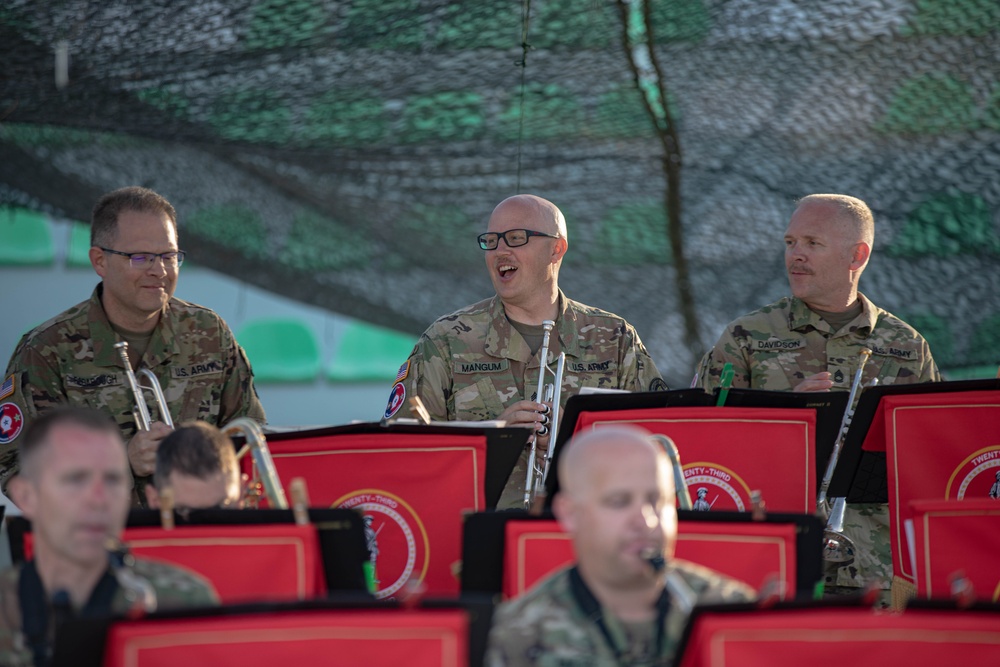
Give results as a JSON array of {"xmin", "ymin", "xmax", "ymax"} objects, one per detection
[
  {"xmin": 558, "ymin": 425, "xmax": 673, "ymax": 501},
  {"xmin": 795, "ymin": 193, "xmax": 874, "ymax": 248},
  {"xmin": 490, "ymin": 194, "xmax": 568, "ymax": 241}
]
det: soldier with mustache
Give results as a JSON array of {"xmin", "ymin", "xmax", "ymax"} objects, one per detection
[{"xmin": 696, "ymin": 193, "xmax": 940, "ymax": 603}]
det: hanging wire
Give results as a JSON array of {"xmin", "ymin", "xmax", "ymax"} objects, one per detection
[{"xmin": 515, "ymin": 0, "xmax": 532, "ymax": 193}]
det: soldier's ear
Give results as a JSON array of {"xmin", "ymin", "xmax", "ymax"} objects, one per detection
[
  {"xmin": 551, "ymin": 237, "xmax": 568, "ymax": 264},
  {"xmin": 850, "ymin": 242, "xmax": 870, "ymax": 271},
  {"xmin": 552, "ymin": 492, "xmax": 576, "ymax": 533},
  {"xmin": 90, "ymin": 246, "xmax": 107, "ymax": 277},
  {"xmin": 8, "ymin": 475, "xmax": 35, "ymax": 516}
]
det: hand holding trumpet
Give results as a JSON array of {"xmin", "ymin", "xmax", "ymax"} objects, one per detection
[
  {"xmin": 126, "ymin": 422, "xmax": 172, "ymax": 477},
  {"xmin": 497, "ymin": 399, "xmax": 552, "ymax": 434}
]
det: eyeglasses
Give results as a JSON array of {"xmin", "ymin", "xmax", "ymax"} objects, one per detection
[
  {"xmin": 477, "ymin": 229, "xmax": 560, "ymax": 250},
  {"xmin": 100, "ymin": 247, "xmax": 186, "ymax": 269}
]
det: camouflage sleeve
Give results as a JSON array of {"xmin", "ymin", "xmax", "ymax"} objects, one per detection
[
  {"xmin": 483, "ymin": 604, "xmax": 544, "ymax": 667},
  {"xmin": 918, "ymin": 338, "xmax": 942, "ymax": 383},
  {"xmin": 216, "ymin": 317, "xmax": 266, "ymax": 426},
  {"xmin": 1, "ymin": 340, "xmax": 68, "ymax": 492},
  {"xmin": 132, "ymin": 559, "xmax": 220, "ymax": 610},
  {"xmin": 620, "ymin": 324, "xmax": 668, "ymax": 392},
  {"xmin": 400, "ymin": 334, "xmax": 452, "ymax": 422},
  {"xmin": 696, "ymin": 327, "xmax": 752, "ymax": 392},
  {"xmin": 0, "ymin": 566, "xmax": 32, "ymax": 667}
]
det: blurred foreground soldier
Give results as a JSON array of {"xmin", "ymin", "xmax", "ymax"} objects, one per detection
[
  {"xmin": 697, "ymin": 193, "xmax": 940, "ymax": 600},
  {"xmin": 0, "ymin": 408, "xmax": 217, "ymax": 667},
  {"xmin": 145, "ymin": 421, "xmax": 242, "ymax": 511},
  {"xmin": 2, "ymin": 186, "xmax": 265, "ymax": 506},
  {"xmin": 485, "ymin": 426, "xmax": 753, "ymax": 667},
  {"xmin": 387, "ymin": 195, "xmax": 666, "ymax": 507}
]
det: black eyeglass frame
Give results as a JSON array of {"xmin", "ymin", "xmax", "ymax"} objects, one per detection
[
  {"xmin": 99, "ymin": 247, "xmax": 186, "ymax": 268},
  {"xmin": 477, "ymin": 229, "xmax": 561, "ymax": 250}
]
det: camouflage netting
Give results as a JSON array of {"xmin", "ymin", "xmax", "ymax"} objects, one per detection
[{"xmin": 2, "ymin": 0, "xmax": 999, "ymax": 387}]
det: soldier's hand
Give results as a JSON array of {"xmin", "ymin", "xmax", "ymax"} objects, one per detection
[
  {"xmin": 793, "ymin": 372, "xmax": 834, "ymax": 392},
  {"xmin": 498, "ymin": 399, "xmax": 552, "ymax": 433},
  {"xmin": 127, "ymin": 421, "xmax": 172, "ymax": 477}
]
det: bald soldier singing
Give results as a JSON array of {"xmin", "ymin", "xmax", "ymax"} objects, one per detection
[
  {"xmin": 386, "ymin": 195, "xmax": 666, "ymax": 507},
  {"xmin": 485, "ymin": 426, "xmax": 753, "ymax": 666}
]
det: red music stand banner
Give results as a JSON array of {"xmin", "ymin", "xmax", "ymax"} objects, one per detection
[
  {"xmin": 910, "ymin": 499, "xmax": 1000, "ymax": 601},
  {"xmin": 677, "ymin": 606, "xmax": 1000, "ymax": 667},
  {"xmin": 574, "ymin": 407, "xmax": 816, "ymax": 513},
  {"xmin": 104, "ymin": 608, "xmax": 468, "ymax": 667},
  {"xmin": 245, "ymin": 432, "xmax": 488, "ymax": 598},
  {"xmin": 875, "ymin": 391, "xmax": 1000, "ymax": 583},
  {"xmin": 121, "ymin": 525, "xmax": 324, "ymax": 604},
  {"xmin": 502, "ymin": 519, "xmax": 797, "ymax": 600}
]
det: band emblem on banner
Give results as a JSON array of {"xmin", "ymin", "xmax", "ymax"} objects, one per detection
[
  {"xmin": 335, "ymin": 488, "xmax": 429, "ymax": 600},
  {"xmin": 683, "ymin": 461, "xmax": 752, "ymax": 512},
  {"xmin": 945, "ymin": 445, "xmax": 1000, "ymax": 500}
]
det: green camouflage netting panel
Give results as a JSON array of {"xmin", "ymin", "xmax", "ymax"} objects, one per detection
[{"xmin": 1, "ymin": 0, "xmax": 998, "ymax": 386}]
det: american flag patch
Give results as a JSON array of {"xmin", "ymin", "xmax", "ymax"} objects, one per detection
[
  {"xmin": 0, "ymin": 375, "xmax": 13, "ymax": 402},
  {"xmin": 394, "ymin": 360, "xmax": 410, "ymax": 383}
]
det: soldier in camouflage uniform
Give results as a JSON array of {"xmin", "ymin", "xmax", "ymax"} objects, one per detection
[
  {"xmin": 1, "ymin": 187, "xmax": 264, "ymax": 507},
  {"xmin": 696, "ymin": 194, "xmax": 940, "ymax": 600},
  {"xmin": 385, "ymin": 195, "xmax": 665, "ymax": 508},
  {"xmin": 485, "ymin": 426, "xmax": 753, "ymax": 667},
  {"xmin": 0, "ymin": 408, "xmax": 218, "ymax": 667}
]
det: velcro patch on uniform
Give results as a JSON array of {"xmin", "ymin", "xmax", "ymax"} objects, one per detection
[
  {"xmin": 869, "ymin": 345, "xmax": 916, "ymax": 360},
  {"xmin": 65, "ymin": 373, "xmax": 121, "ymax": 388},
  {"xmin": 394, "ymin": 360, "xmax": 410, "ymax": 384},
  {"xmin": 454, "ymin": 360, "xmax": 510, "ymax": 374},
  {"xmin": 173, "ymin": 361, "xmax": 224, "ymax": 378},
  {"xmin": 384, "ymin": 382, "xmax": 406, "ymax": 419},
  {"xmin": 0, "ymin": 375, "xmax": 13, "ymax": 402},
  {"xmin": 754, "ymin": 339, "xmax": 805, "ymax": 351},
  {"xmin": 567, "ymin": 360, "xmax": 617, "ymax": 373},
  {"xmin": 0, "ymin": 402, "xmax": 24, "ymax": 444}
]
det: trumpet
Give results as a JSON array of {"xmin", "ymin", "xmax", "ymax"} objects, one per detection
[
  {"xmin": 648, "ymin": 434, "xmax": 694, "ymax": 510},
  {"xmin": 114, "ymin": 341, "xmax": 174, "ymax": 430},
  {"xmin": 523, "ymin": 320, "xmax": 567, "ymax": 508},
  {"xmin": 817, "ymin": 348, "xmax": 873, "ymax": 563},
  {"xmin": 224, "ymin": 417, "xmax": 289, "ymax": 510}
]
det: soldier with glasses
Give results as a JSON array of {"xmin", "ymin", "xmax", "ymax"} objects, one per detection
[
  {"xmin": 2, "ymin": 187, "xmax": 265, "ymax": 506},
  {"xmin": 387, "ymin": 194, "xmax": 666, "ymax": 508}
]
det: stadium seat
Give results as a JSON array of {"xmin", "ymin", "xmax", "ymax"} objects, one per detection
[
  {"xmin": 0, "ymin": 207, "xmax": 54, "ymax": 266},
  {"xmin": 237, "ymin": 317, "xmax": 321, "ymax": 382},
  {"xmin": 327, "ymin": 321, "xmax": 415, "ymax": 382},
  {"xmin": 66, "ymin": 220, "xmax": 93, "ymax": 268}
]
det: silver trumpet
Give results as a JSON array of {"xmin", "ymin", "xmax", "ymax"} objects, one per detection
[
  {"xmin": 648, "ymin": 434, "xmax": 694, "ymax": 510},
  {"xmin": 114, "ymin": 341, "xmax": 174, "ymax": 430},
  {"xmin": 817, "ymin": 348, "xmax": 873, "ymax": 563},
  {"xmin": 224, "ymin": 417, "xmax": 289, "ymax": 509},
  {"xmin": 523, "ymin": 320, "xmax": 567, "ymax": 508}
]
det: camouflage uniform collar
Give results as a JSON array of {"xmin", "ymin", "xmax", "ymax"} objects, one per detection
[
  {"xmin": 788, "ymin": 294, "xmax": 877, "ymax": 338},
  {"xmin": 91, "ymin": 283, "xmax": 177, "ymax": 369},
  {"xmin": 487, "ymin": 291, "xmax": 582, "ymax": 365}
]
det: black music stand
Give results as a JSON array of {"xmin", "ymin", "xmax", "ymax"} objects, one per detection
[
  {"xmin": 7, "ymin": 507, "xmax": 371, "ymax": 594},
  {"xmin": 545, "ymin": 388, "xmax": 847, "ymax": 504},
  {"xmin": 828, "ymin": 379, "xmax": 1000, "ymax": 502},
  {"xmin": 52, "ymin": 594, "xmax": 496, "ymax": 667},
  {"xmin": 256, "ymin": 422, "xmax": 530, "ymax": 509},
  {"xmin": 460, "ymin": 509, "xmax": 823, "ymax": 599}
]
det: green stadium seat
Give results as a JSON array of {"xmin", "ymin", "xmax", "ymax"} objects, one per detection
[
  {"xmin": 67, "ymin": 221, "xmax": 93, "ymax": 268},
  {"xmin": 327, "ymin": 321, "xmax": 416, "ymax": 383},
  {"xmin": 236, "ymin": 318, "xmax": 321, "ymax": 382},
  {"xmin": 0, "ymin": 207, "xmax": 54, "ymax": 266}
]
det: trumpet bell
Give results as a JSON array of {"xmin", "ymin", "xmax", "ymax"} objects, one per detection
[{"xmin": 822, "ymin": 529, "xmax": 857, "ymax": 564}]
